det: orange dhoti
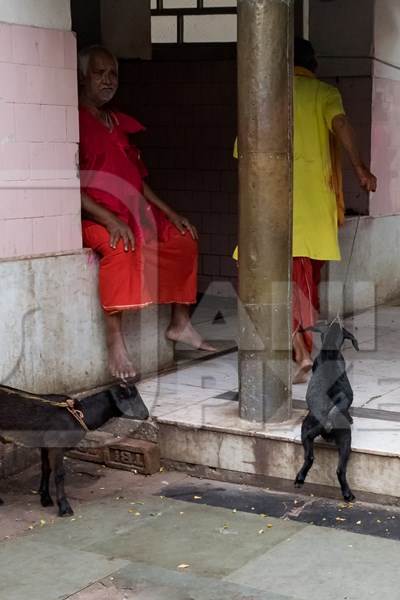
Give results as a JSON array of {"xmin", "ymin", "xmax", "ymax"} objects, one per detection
[
  {"xmin": 292, "ymin": 257, "xmax": 325, "ymax": 353},
  {"xmin": 83, "ymin": 220, "xmax": 198, "ymax": 313}
]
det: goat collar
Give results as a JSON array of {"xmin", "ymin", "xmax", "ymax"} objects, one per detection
[
  {"xmin": 65, "ymin": 398, "xmax": 89, "ymax": 432},
  {"xmin": 0, "ymin": 386, "xmax": 89, "ymax": 432}
]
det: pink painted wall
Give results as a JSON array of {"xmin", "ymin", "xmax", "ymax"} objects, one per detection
[
  {"xmin": 0, "ymin": 22, "xmax": 82, "ymax": 259},
  {"xmin": 370, "ymin": 75, "xmax": 400, "ymax": 217}
]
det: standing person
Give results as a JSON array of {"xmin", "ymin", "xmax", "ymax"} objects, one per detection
[
  {"xmin": 233, "ymin": 38, "xmax": 377, "ymax": 383},
  {"xmin": 79, "ymin": 45, "xmax": 215, "ymax": 381}
]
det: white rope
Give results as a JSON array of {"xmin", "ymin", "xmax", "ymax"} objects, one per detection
[{"xmin": 343, "ymin": 215, "xmax": 361, "ymax": 294}]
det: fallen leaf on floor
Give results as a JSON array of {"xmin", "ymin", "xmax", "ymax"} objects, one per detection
[
  {"xmin": 218, "ymin": 527, "xmax": 238, "ymax": 535},
  {"xmin": 177, "ymin": 564, "xmax": 190, "ymax": 570},
  {"xmin": 267, "ymin": 524, "xmax": 273, "ymax": 529},
  {"xmin": 40, "ymin": 520, "xmax": 46, "ymax": 527}
]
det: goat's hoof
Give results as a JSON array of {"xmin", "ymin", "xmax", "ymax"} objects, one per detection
[
  {"xmin": 40, "ymin": 495, "xmax": 54, "ymax": 508},
  {"xmin": 58, "ymin": 502, "xmax": 74, "ymax": 518},
  {"xmin": 294, "ymin": 478, "xmax": 305, "ymax": 488},
  {"xmin": 343, "ymin": 492, "xmax": 355, "ymax": 503}
]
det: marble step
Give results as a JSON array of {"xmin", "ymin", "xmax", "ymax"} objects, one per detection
[{"xmin": 155, "ymin": 402, "xmax": 400, "ymax": 505}]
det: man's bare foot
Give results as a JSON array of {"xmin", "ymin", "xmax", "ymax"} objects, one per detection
[
  {"xmin": 108, "ymin": 339, "xmax": 137, "ymax": 380},
  {"xmin": 166, "ymin": 322, "xmax": 217, "ymax": 352},
  {"xmin": 293, "ymin": 359, "xmax": 313, "ymax": 385}
]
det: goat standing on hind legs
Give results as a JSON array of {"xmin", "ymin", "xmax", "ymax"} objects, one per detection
[{"xmin": 294, "ymin": 321, "xmax": 359, "ymax": 502}]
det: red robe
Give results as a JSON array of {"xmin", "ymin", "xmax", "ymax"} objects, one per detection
[
  {"xmin": 292, "ymin": 257, "xmax": 324, "ymax": 352},
  {"xmin": 79, "ymin": 107, "xmax": 198, "ymax": 312}
]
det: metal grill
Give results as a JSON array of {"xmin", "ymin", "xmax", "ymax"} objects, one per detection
[{"xmin": 151, "ymin": 0, "xmax": 237, "ymax": 45}]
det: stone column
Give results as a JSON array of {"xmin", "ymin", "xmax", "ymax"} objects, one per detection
[{"xmin": 237, "ymin": 0, "xmax": 293, "ymax": 423}]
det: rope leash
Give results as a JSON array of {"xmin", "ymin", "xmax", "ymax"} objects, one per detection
[
  {"xmin": 333, "ymin": 215, "xmax": 361, "ymax": 323},
  {"xmin": 0, "ymin": 386, "xmax": 89, "ymax": 432},
  {"xmin": 343, "ymin": 215, "xmax": 361, "ymax": 295}
]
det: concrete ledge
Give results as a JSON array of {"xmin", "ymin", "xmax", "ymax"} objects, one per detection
[
  {"xmin": 0, "ymin": 251, "xmax": 174, "ymax": 393},
  {"xmin": 158, "ymin": 416, "xmax": 400, "ymax": 502},
  {"xmin": 162, "ymin": 461, "xmax": 400, "ymax": 507}
]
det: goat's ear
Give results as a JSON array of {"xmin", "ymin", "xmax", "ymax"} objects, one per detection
[{"xmin": 344, "ymin": 329, "xmax": 359, "ymax": 351}]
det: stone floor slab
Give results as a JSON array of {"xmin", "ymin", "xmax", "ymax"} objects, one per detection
[
  {"xmin": 110, "ymin": 562, "xmax": 296, "ymax": 600},
  {"xmin": 0, "ymin": 540, "xmax": 128, "ymax": 600},
  {"xmin": 225, "ymin": 524, "xmax": 400, "ymax": 600},
  {"xmin": 85, "ymin": 502, "xmax": 304, "ymax": 578}
]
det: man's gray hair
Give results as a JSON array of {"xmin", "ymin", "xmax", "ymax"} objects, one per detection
[{"xmin": 78, "ymin": 45, "xmax": 118, "ymax": 78}]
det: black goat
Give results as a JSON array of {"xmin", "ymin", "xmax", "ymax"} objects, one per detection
[
  {"xmin": 294, "ymin": 321, "xmax": 359, "ymax": 502},
  {"xmin": 0, "ymin": 382, "xmax": 149, "ymax": 516}
]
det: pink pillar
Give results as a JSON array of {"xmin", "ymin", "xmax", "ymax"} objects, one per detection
[{"xmin": 0, "ymin": 23, "xmax": 82, "ymax": 259}]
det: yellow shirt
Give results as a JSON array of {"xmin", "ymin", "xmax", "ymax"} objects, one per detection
[{"xmin": 233, "ymin": 70, "xmax": 345, "ymax": 262}]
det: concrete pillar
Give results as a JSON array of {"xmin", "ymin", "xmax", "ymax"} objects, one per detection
[{"xmin": 237, "ymin": 0, "xmax": 293, "ymax": 423}]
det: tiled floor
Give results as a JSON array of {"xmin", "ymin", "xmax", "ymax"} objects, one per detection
[
  {"xmin": 2, "ymin": 469, "xmax": 400, "ymax": 600},
  {"xmin": 136, "ymin": 302, "xmax": 400, "ymax": 457}
]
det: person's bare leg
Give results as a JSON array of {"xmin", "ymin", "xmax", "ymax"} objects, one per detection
[
  {"xmin": 166, "ymin": 304, "xmax": 216, "ymax": 352},
  {"xmin": 293, "ymin": 331, "xmax": 313, "ymax": 384},
  {"xmin": 105, "ymin": 312, "xmax": 136, "ymax": 380}
]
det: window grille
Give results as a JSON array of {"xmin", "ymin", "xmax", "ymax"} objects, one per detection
[{"xmin": 151, "ymin": 0, "xmax": 237, "ymax": 45}]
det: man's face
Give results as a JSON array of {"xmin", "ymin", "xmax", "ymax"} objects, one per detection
[{"xmin": 83, "ymin": 51, "xmax": 119, "ymax": 107}]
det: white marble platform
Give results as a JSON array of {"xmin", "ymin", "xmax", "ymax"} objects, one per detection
[{"xmin": 136, "ymin": 303, "xmax": 400, "ymax": 499}]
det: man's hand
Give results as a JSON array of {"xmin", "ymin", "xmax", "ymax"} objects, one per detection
[
  {"xmin": 168, "ymin": 212, "xmax": 199, "ymax": 240},
  {"xmin": 106, "ymin": 216, "xmax": 135, "ymax": 251},
  {"xmin": 354, "ymin": 164, "xmax": 377, "ymax": 193},
  {"xmin": 332, "ymin": 115, "xmax": 378, "ymax": 194}
]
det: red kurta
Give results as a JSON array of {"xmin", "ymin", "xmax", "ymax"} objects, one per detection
[{"xmin": 79, "ymin": 107, "xmax": 198, "ymax": 312}]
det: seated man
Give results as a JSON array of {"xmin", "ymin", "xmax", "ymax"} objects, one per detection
[{"xmin": 78, "ymin": 45, "xmax": 215, "ymax": 380}]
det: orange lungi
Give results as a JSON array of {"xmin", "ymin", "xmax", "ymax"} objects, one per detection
[
  {"xmin": 79, "ymin": 107, "xmax": 198, "ymax": 313},
  {"xmin": 292, "ymin": 257, "xmax": 325, "ymax": 352},
  {"xmin": 83, "ymin": 220, "xmax": 198, "ymax": 313}
]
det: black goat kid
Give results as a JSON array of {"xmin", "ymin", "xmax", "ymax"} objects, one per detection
[
  {"xmin": 0, "ymin": 383, "xmax": 149, "ymax": 516},
  {"xmin": 295, "ymin": 321, "xmax": 359, "ymax": 502}
]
